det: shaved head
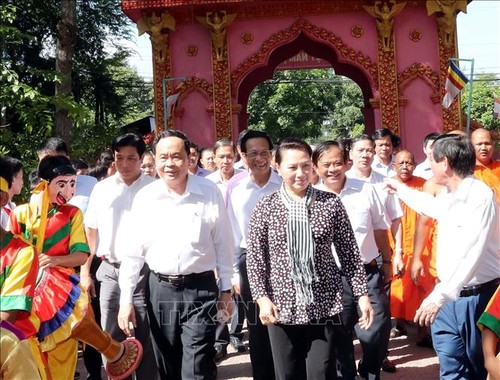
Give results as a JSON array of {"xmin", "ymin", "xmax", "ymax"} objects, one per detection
[{"xmin": 471, "ymin": 128, "xmax": 494, "ymax": 166}]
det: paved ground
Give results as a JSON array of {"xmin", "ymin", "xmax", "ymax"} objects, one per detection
[
  {"xmin": 215, "ymin": 322, "xmax": 439, "ymax": 379},
  {"xmin": 77, "ymin": 322, "xmax": 439, "ymax": 379}
]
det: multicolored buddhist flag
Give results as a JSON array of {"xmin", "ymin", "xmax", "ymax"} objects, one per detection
[
  {"xmin": 494, "ymin": 94, "xmax": 500, "ymax": 120},
  {"xmin": 442, "ymin": 61, "xmax": 469, "ymax": 109}
]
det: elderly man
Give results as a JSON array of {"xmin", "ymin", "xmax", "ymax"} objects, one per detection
[
  {"xmin": 118, "ymin": 130, "xmax": 234, "ymax": 380},
  {"xmin": 385, "ymin": 134, "xmax": 500, "ymax": 380}
]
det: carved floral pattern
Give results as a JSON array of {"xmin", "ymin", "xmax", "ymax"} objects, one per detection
[
  {"xmin": 152, "ymin": 33, "xmax": 173, "ymax": 132},
  {"xmin": 213, "ymin": 58, "xmax": 233, "ymax": 140},
  {"xmin": 231, "ymin": 18, "xmax": 378, "ymax": 97},
  {"xmin": 241, "ymin": 32, "xmax": 253, "ymax": 44},
  {"xmin": 397, "ymin": 62, "xmax": 440, "ymax": 103},
  {"xmin": 409, "ymin": 29, "xmax": 421, "ymax": 42},
  {"xmin": 351, "ymin": 25, "xmax": 363, "ymax": 38},
  {"xmin": 439, "ymin": 34, "xmax": 459, "ymax": 132},
  {"xmin": 377, "ymin": 41, "xmax": 399, "ymax": 135},
  {"xmin": 186, "ymin": 44, "xmax": 198, "ymax": 56}
]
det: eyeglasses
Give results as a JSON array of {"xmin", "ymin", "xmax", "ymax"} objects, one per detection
[{"xmin": 243, "ymin": 150, "xmax": 271, "ymax": 159}]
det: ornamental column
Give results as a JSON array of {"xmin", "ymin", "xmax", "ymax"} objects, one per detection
[{"xmin": 197, "ymin": 11, "xmax": 236, "ymax": 140}]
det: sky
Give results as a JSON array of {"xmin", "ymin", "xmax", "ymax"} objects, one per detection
[{"xmin": 126, "ymin": 0, "xmax": 500, "ymax": 82}]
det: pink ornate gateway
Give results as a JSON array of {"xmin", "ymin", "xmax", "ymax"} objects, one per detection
[{"xmin": 122, "ymin": 0, "xmax": 469, "ymax": 161}]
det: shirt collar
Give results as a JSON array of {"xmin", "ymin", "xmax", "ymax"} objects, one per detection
[{"xmin": 453, "ymin": 176, "xmax": 475, "ymax": 201}]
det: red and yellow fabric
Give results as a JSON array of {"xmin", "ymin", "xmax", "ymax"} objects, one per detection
[
  {"xmin": 0, "ymin": 231, "xmax": 40, "ymax": 337},
  {"xmin": 477, "ymin": 285, "xmax": 500, "ymax": 338},
  {"xmin": 391, "ymin": 176, "xmax": 436, "ymax": 320},
  {"xmin": 9, "ymin": 200, "xmax": 90, "ymax": 378},
  {"xmin": 474, "ymin": 161, "xmax": 500, "ymax": 204}
]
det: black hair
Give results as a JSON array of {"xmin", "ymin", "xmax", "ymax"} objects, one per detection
[
  {"xmin": 213, "ymin": 139, "xmax": 234, "ymax": 153},
  {"xmin": 28, "ymin": 169, "xmax": 39, "ymax": 190},
  {"xmin": 153, "ymin": 130, "xmax": 191, "ymax": 155},
  {"xmin": 37, "ymin": 137, "xmax": 68, "ymax": 156},
  {"xmin": 240, "ymin": 130, "xmax": 273, "ymax": 153},
  {"xmin": 312, "ymin": 140, "xmax": 348, "ymax": 165},
  {"xmin": 423, "ymin": 132, "xmax": 441, "ymax": 147},
  {"xmin": 88, "ymin": 165, "xmax": 109, "ymax": 181},
  {"xmin": 372, "ymin": 128, "xmax": 394, "ymax": 142},
  {"xmin": 99, "ymin": 149, "xmax": 114, "ymax": 169},
  {"xmin": 38, "ymin": 155, "xmax": 76, "ymax": 183},
  {"xmin": 275, "ymin": 138, "xmax": 312, "ymax": 165},
  {"xmin": 0, "ymin": 156, "xmax": 23, "ymax": 187},
  {"xmin": 111, "ymin": 133, "xmax": 146, "ymax": 157},
  {"xmin": 350, "ymin": 134, "xmax": 375, "ymax": 148},
  {"xmin": 72, "ymin": 159, "xmax": 89, "ymax": 171},
  {"xmin": 432, "ymin": 135, "xmax": 475, "ymax": 177},
  {"xmin": 0, "ymin": 156, "xmax": 14, "ymax": 189}
]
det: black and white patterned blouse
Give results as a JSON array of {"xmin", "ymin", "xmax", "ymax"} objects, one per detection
[{"xmin": 247, "ymin": 188, "xmax": 368, "ymax": 325}]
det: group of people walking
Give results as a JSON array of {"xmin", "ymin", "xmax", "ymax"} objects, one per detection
[{"xmin": 1, "ymin": 126, "xmax": 499, "ymax": 380}]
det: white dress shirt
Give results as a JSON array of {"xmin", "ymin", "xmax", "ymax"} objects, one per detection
[
  {"xmin": 346, "ymin": 169, "xmax": 403, "ymax": 221},
  {"xmin": 371, "ymin": 155, "xmax": 396, "ymax": 178},
  {"xmin": 68, "ymin": 174, "xmax": 98, "ymax": 215},
  {"xmin": 119, "ymin": 174, "xmax": 234, "ymax": 304},
  {"xmin": 206, "ymin": 168, "xmax": 243, "ymax": 195},
  {"xmin": 226, "ymin": 170, "xmax": 282, "ymax": 284},
  {"xmin": 397, "ymin": 176, "xmax": 500, "ymax": 308},
  {"xmin": 413, "ymin": 160, "xmax": 433, "ymax": 180},
  {"xmin": 84, "ymin": 172, "xmax": 154, "ymax": 263},
  {"xmin": 316, "ymin": 179, "xmax": 391, "ymax": 263}
]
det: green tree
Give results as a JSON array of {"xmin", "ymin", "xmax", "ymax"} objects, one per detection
[
  {"xmin": 247, "ymin": 68, "xmax": 364, "ymax": 142},
  {"xmin": 462, "ymin": 73, "xmax": 500, "ymax": 130}
]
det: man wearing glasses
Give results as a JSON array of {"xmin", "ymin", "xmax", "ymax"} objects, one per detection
[{"xmin": 226, "ymin": 130, "xmax": 281, "ymax": 380}]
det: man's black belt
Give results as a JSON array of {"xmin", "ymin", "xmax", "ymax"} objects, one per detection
[
  {"xmin": 152, "ymin": 270, "xmax": 213, "ymax": 286},
  {"xmin": 102, "ymin": 257, "xmax": 120, "ymax": 269},
  {"xmin": 364, "ymin": 258, "xmax": 378, "ymax": 270},
  {"xmin": 459, "ymin": 278, "xmax": 500, "ymax": 297}
]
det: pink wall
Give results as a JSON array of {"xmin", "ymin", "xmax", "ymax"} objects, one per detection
[{"xmin": 167, "ymin": 7, "xmax": 443, "ymax": 156}]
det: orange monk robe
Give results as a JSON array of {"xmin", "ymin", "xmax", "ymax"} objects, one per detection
[
  {"xmin": 474, "ymin": 160, "xmax": 500, "ymax": 204},
  {"xmin": 390, "ymin": 176, "xmax": 428, "ymax": 321}
]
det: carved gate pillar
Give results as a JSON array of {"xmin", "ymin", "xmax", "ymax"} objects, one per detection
[{"xmin": 197, "ymin": 11, "xmax": 236, "ymax": 140}]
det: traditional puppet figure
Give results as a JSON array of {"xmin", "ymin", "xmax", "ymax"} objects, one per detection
[{"xmin": 8, "ymin": 155, "xmax": 143, "ymax": 380}]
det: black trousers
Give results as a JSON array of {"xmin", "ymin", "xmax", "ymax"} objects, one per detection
[
  {"xmin": 239, "ymin": 249, "xmax": 276, "ymax": 380},
  {"xmin": 148, "ymin": 271, "xmax": 218, "ymax": 380},
  {"xmin": 334, "ymin": 267, "xmax": 391, "ymax": 380},
  {"xmin": 215, "ymin": 293, "xmax": 245, "ymax": 346},
  {"xmin": 82, "ymin": 256, "xmax": 103, "ymax": 380},
  {"xmin": 268, "ymin": 320, "xmax": 339, "ymax": 380}
]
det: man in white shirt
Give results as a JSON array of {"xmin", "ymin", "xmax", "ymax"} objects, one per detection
[
  {"xmin": 371, "ymin": 128, "xmax": 397, "ymax": 178},
  {"xmin": 313, "ymin": 140, "xmax": 393, "ymax": 380},
  {"xmin": 346, "ymin": 134, "xmax": 403, "ymax": 375},
  {"xmin": 226, "ymin": 130, "xmax": 281, "ymax": 380},
  {"xmin": 413, "ymin": 132, "xmax": 440, "ymax": 180},
  {"xmin": 206, "ymin": 139, "xmax": 245, "ymax": 359},
  {"xmin": 117, "ymin": 130, "xmax": 234, "ymax": 380},
  {"xmin": 81, "ymin": 133, "xmax": 158, "ymax": 379},
  {"xmin": 385, "ymin": 134, "xmax": 500, "ymax": 380}
]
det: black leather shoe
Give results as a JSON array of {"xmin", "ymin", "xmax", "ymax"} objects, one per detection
[
  {"xmin": 229, "ymin": 337, "xmax": 247, "ymax": 352},
  {"xmin": 214, "ymin": 344, "xmax": 227, "ymax": 362},
  {"xmin": 381, "ymin": 357, "xmax": 397, "ymax": 373}
]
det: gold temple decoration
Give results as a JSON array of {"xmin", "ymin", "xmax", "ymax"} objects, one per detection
[
  {"xmin": 363, "ymin": 0, "xmax": 406, "ymax": 52},
  {"xmin": 351, "ymin": 25, "xmax": 363, "ymax": 38},
  {"xmin": 137, "ymin": 11, "xmax": 176, "ymax": 64},
  {"xmin": 241, "ymin": 32, "xmax": 253, "ymax": 45},
  {"xmin": 196, "ymin": 11, "xmax": 237, "ymax": 61},
  {"xmin": 426, "ymin": 0, "xmax": 467, "ymax": 47},
  {"xmin": 409, "ymin": 29, "xmax": 421, "ymax": 42},
  {"xmin": 186, "ymin": 44, "xmax": 198, "ymax": 56}
]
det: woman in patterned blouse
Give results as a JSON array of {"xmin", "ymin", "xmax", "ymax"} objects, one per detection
[{"xmin": 247, "ymin": 137, "xmax": 373, "ymax": 379}]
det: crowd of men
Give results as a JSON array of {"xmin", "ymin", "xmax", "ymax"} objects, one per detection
[{"xmin": 0, "ymin": 126, "xmax": 499, "ymax": 380}]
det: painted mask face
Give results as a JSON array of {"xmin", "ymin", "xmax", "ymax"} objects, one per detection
[{"xmin": 48, "ymin": 175, "xmax": 77, "ymax": 205}]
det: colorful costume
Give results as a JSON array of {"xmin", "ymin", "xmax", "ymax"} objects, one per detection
[
  {"xmin": 390, "ymin": 176, "xmax": 436, "ymax": 320},
  {"xmin": 9, "ymin": 202, "xmax": 90, "ymax": 378},
  {"xmin": 0, "ymin": 321, "xmax": 41, "ymax": 380},
  {"xmin": 477, "ymin": 285, "xmax": 500, "ymax": 338}
]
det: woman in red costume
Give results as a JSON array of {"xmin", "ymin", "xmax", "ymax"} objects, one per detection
[{"xmin": 9, "ymin": 155, "xmax": 142, "ymax": 380}]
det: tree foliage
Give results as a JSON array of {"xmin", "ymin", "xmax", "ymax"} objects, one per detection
[
  {"xmin": 462, "ymin": 73, "xmax": 500, "ymax": 130},
  {"xmin": 1, "ymin": 0, "xmax": 152, "ymax": 169},
  {"xmin": 247, "ymin": 68, "xmax": 364, "ymax": 143}
]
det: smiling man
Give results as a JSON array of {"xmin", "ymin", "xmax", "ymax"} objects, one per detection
[
  {"xmin": 118, "ymin": 130, "xmax": 234, "ymax": 380},
  {"xmin": 82, "ymin": 133, "xmax": 158, "ymax": 379}
]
